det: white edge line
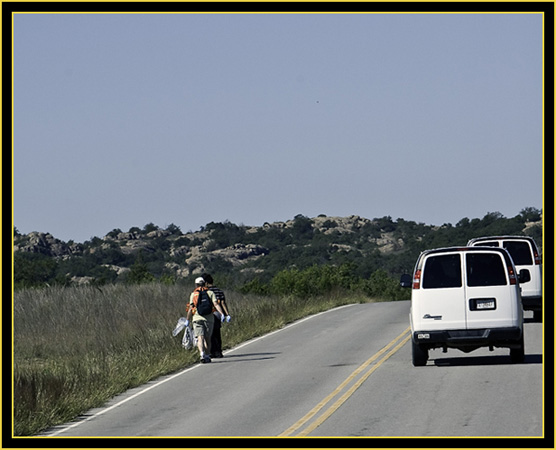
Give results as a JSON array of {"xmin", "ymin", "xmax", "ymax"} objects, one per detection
[{"xmin": 46, "ymin": 303, "xmax": 358, "ymax": 437}]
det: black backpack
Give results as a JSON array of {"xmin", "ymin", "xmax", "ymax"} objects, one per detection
[{"xmin": 194, "ymin": 288, "xmax": 213, "ymax": 316}]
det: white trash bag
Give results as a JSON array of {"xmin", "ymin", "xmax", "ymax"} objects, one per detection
[
  {"xmin": 182, "ymin": 325, "xmax": 197, "ymax": 350},
  {"xmin": 172, "ymin": 317, "xmax": 197, "ymax": 350},
  {"xmin": 172, "ymin": 317, "xmax": 188, "ymax": 337}
]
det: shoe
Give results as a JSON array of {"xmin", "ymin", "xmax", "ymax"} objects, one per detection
[{"xmin": 201, "ymin": 356, "xmax": 211, "ymax": 364}]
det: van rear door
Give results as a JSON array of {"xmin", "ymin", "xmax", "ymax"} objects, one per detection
[
  {"xmin": 464, "ymin": 251, "xmax": 516, "ymax": 329},
  {"xmin": 419, "ymin": 252, "xmax": 466, "ymax": 330},
  {"xmin": 502, "ymin": 239, "xmax": 541, "ymax": 298}
]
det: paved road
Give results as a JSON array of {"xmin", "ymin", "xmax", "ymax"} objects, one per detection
[{"xmin": 45, "ymin": 301, "xmax": 544, "ymax": 438}]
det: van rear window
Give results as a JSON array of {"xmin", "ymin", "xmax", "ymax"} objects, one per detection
[
  {"xmin": 503, "ymin": 241, "xmax": 533, "ymax": 265},
  {"xmin": 422, "ymin": 254, "xmax": 462, "ymax": 289},
  {"xmin": 476, "ymin": 241, "xmax": 499, "ymax": 247},
  {"xmin": 466, "ymin": 253, "xmax": 507, "ymax": 286}
]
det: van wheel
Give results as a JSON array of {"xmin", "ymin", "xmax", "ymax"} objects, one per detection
[
  {"xmin": 412, "ymin": 341, "xmax": 428, "ymax": 366},
  {"xmin": 510, "ymin": 335, "xmax": 525, "ymax": 363}
]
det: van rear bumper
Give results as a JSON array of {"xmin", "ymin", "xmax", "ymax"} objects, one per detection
[{"xmin": 413, "ymin": 327, "xmax": 522, "ymax": 347}]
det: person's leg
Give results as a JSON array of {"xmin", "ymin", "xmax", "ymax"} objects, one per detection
[
  {"xmin": 205, "ymin": 319, "xmax": 215, "ymax": 357},
  {"xmin": 215, "ymin": 324, "xmax": 222, "ymax": 356},
  {"xmin": 201, "ymin": 336, "xmax": 209, "ymax": 355},
  {"xmin": 193, "ymin": 320, "xmax": 210, "ymax": 362},
  {"xmin": 211, "ymin": 319, "xmax": 222, "ymax": 356}
]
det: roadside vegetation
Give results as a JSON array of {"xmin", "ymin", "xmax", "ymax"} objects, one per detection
[{"xmin": 13, "ymin": 281, "xmax": 388, "ymax": 436}]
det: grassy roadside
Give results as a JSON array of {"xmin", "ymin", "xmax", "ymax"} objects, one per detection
[{"xmin": 13, "ymin": 283, "xmax": 376, "ymax": 436}]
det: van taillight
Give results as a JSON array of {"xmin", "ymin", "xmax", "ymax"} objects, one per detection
[
  {"xmin": 508, "ymin": 266, "xmax": 517, "ymax": 285},
  {"xmin": 534, "ymin": 250, "xmax": 541, "ymax": 265},
  {"xmin": 413, "ymin": 269, "xmax": 421, "ymax": 289}
]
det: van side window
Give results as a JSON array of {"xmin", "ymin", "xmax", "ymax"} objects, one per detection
[
  {"xmin": 466, "ymin": 253, "xmax": 507, "ymax": 286},
  {"xmin": 422, "ymin": 254, "xmax": 462, "ymax": 289},
  {"xmin": 503, "ymin": 241, "xmax": 533, "ymax": 265}
]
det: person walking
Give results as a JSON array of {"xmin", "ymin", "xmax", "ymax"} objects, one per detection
[
  {"xmin": 186, "ymin": 277, "xmax": 225, "ymax": 363},
  {"xmin": 202, "ymin": 273, "xmax": 231, "ymax": 358}
]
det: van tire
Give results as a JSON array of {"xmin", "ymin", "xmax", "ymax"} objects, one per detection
[
  {"xmin": 412, "ymin": 341, "xmax": 428, "ymax": 366},
  {"xmin": 510, "ymin": 335, "xmax": 525, "ymax": 363}
]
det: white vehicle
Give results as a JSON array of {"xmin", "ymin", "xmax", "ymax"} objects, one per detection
[
  {"xmin": 467, "ymin": 236, "xmax": 542, "ymax": 321},
  {"xmin": 401, "ymin": 247, "xmax": 530, "ymax": 366}
]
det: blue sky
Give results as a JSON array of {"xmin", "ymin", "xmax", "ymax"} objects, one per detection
[{"xmin": 13, "ymin": 12, "xmax": 544, "ymax": 243}]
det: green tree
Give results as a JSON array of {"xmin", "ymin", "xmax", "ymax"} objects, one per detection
[
  {"xmin": 376, "ymin": 216, "xmax": 396, "ymax": 232},
  {"xmin": 291, "ymin": 215, "xmax": 314, "ymax": 239},
  {"xmin": 143, "ymin": 223, "xmax": 158, "ymax": 234},
  {"xmin": 106, "ymin": 228, "xmax": 122, "ymax": 238},
  {"xmin": 520, "ymin": 207, "xmax": 542, "ymax": 222},
  {"xmin": 14, "ymin": 253, "xmax": 57, "ymax": 289},
  {"xmin": 363, "ymin": 269, "xmax": 408, "ymax": 301},
  {"xmin": 270, "ymin": 268, "xmax": 300, "ymax": 296},
  {"xmin": 89, "ymin": 265, "xmax": 118, "ymax": 285},
  {"xmin": 126, "ymin": 254, "xmax": 155, "ymax": 284},
  {"xmin": 165, "ymin": 223, "xmax": 182, "ymax": 235},
  {"xmin": 239, "ymin": 278, "xmax": 270, "ymax": 295}
]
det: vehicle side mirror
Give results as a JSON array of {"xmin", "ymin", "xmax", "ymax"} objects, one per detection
[
  {"xmin": 400, "ymin": 274, "xmax": 412, "ymax": 288},
  {"xmin": 518, "ymin": 269, "xmax": 531, "ymax": 284}
]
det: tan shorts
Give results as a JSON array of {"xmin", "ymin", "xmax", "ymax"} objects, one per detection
[{"xmin": 193, "ymin": 316, "xmax": 214, "ymax": 338}]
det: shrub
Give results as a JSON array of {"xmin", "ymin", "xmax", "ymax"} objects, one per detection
[
  {"xmin": 14, "ymin": 253, "xmax": 58, "ymax": 289},
  {"xmin": 363, "ymin": 269, "xmax": 409, "ymax": 301}
]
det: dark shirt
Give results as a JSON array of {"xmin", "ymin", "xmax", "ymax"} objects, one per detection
[{"xmin": 208, "ymin": 286, "xmax": 226, "ymax": 303}]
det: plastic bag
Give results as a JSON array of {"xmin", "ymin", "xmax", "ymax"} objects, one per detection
[
  {"xmin": 172, "ymin": 317, "xmax": 188, "ymax": 337},
  {"xmin": 182, "ymin": 325, "xmax": 196, "ymax": 350}
]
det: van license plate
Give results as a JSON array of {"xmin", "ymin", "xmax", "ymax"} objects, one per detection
[{"xmin": 472, "ymin": 298, "xmax": 496, "ymax": 310}]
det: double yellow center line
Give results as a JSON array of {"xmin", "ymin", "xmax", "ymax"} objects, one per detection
[{"xmin": 279, "ymin": 326, "xmax": 411, "ymax": 437}]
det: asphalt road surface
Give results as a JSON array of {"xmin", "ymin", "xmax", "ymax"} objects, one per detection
[{"xmin": 44, "ymin": 301, "xmax": 544, "ymax": 439}]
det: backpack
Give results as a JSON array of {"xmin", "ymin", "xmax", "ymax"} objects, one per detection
[{"xmin": 194, "ymin": 287, "xmax": 213, "ymax": 316}]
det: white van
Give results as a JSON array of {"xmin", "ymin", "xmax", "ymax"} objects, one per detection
[
  {"xmin": 401, "ymin": 247, "xmax": 530, "ymax": 366},
  {"xmin": 467, "ymin": 236, "xmax": 542, "ymax": 321}
]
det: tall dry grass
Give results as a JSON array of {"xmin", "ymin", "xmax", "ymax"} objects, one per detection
[{"xmin": 13, "ymin": 283, "xmax": 368, "ymax": 436}]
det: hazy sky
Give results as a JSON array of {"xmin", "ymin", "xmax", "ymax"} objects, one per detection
[{"xmin": 13, "ymin": 12, "xmax": 544, "ymax": 243}]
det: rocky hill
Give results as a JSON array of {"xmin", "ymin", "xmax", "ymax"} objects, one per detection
[{"xmin": 14, "ymin": 210, "xmax": 542, "ymax": 288}]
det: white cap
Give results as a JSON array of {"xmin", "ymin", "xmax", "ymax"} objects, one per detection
[{"xmin": 195, "ymin": 277, "xmax": 205, "ymax": 285}]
